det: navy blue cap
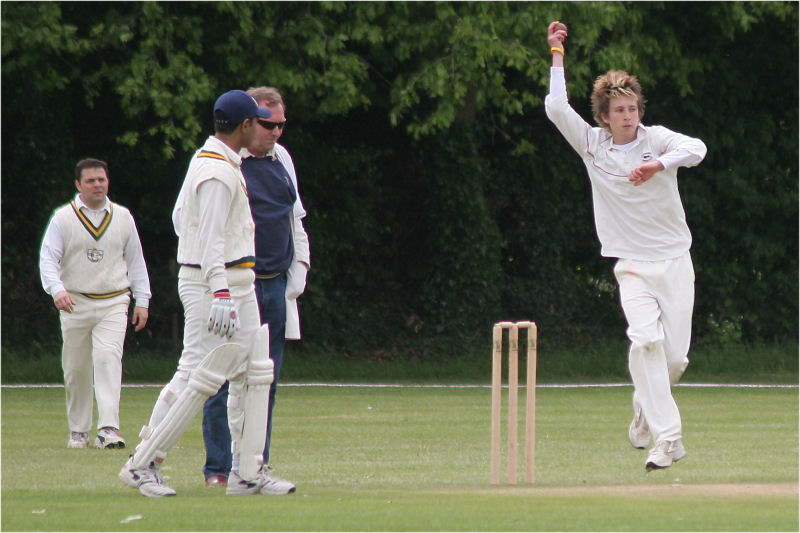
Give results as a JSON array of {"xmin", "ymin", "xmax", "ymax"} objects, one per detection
[{"xmin": 214, "ymin": 90, "xmax": 271, "ymax": 125}]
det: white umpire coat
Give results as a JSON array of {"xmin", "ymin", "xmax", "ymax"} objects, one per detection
[{"xmin": 272, "ymin": 142, "xmax": 310, "ymax": 340}]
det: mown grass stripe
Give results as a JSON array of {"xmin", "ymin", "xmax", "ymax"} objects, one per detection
[{"xmin": 3, "ymin": 382, "xmax": 797, "ymax": 389}]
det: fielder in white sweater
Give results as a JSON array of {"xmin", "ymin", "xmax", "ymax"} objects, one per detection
[{"xmin": 39, "ymin": 158, "xmax": 151, "ymax": 451}]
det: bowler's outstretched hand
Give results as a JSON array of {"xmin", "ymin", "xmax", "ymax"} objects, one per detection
[{"xmin": 547, "ymin": 21, "xmax": 568, "ymax": 48}]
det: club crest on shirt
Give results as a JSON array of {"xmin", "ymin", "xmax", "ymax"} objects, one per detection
[
  {"xmin": 642, "ymin": 152, "xmax": 654, "ymax": 161},
  {"xmin": 87, "ymin": 248, "xmax": 104, "ymax": 263}
]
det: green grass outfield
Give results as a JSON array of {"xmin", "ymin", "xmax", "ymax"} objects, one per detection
[{"xmin": 2, "ymin": 384, "xmax": 797, "ymax": 531}]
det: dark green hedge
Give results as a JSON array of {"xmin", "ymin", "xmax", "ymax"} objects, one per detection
[{"xmin": 2, "ymin": 2, "xmax": 797, "ymax": 359}]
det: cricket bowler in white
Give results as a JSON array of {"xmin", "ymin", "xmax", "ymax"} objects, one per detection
[
  {"xmin": 119, "ymin": 90, "xmax": 294, "ymax": 497},
  {"xmin": 544, "ymin": 21, "xmax": 707, "ymax": 471}
]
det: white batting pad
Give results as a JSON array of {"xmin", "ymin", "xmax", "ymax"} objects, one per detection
[
  {"xmin": 132, "ymin": 343, "xmax": 240, "ymax": 469},
  {"xmin": 236, "ymin": 325, "xmax": 273, "ymax": 481}
]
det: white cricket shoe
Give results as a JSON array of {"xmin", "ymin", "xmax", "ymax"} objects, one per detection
[
  {"xmin": 645, "ymin": 439, "xmax": 686, "ymax": 471},
  {"xmin": 628, "ymin": 395, "xmax": 651, "ymax": 449},
  {"xmin": 67, "ymin": 432, "xmax": 89, "ymax": 449},
  {"xmin": 95, "ymin": 427, "xmax": 126, "ymax": 449},
  {"xmin": 119, "ymin": 456, "xmax": 176, "ymax": 498},
  {"xmin": 226, "ymin": 466, "xmax": 296, "ymax": 496}
]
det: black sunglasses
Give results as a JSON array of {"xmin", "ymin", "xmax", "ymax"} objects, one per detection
[{"xmin": 257, "ymin": 119, "xmax": 286, "ymax": 131}]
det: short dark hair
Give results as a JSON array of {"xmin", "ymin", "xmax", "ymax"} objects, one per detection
[
  {"xmin": 213, "ymin": 110, "xmax": 254, "ymax": 134},
  {"xmin": 75, "ymin": 158, "xmax": 109, "ymax": 181}
]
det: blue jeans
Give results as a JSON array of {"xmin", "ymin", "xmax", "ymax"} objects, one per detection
[{"xmin": 202, "ymin": 273, "xmax": 287, "ymax": 478}]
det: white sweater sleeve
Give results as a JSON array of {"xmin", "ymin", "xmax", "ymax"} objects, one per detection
[
  {"xmin": 276, "ymin": 144, "xmax": 310, "ymax": 267},
  {"xmin": 196, "ymin": 179, "xmax": 232, "ymax": 293},
  {"xmin": 124, "ymin": 217, "xmax": 151, "ymax": 308},
  {"xmin": 39, "ymin": 216, "xmax": 65, "ymax": 297},
  {"xmin": 549, "ymin": 66, "xmax": 567, "ymax": 97},
  {"xmin": 657, "ymin": 148, "xmax": 705, "ymax": 170},
  {"xmin": 545, "ymin": 67, "xmax": 593, "ymax": 157},
  {"xmin": 651, "ymin": 126, "xmax": 707, "ymax": 169}
]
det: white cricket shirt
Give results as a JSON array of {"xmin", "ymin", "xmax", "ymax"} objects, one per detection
[{"xmin": 545, "ymin": 67, "xmax": 707, "ymax": 260}]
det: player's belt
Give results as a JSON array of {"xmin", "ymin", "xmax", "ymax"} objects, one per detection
[
  {"xmin": 255, "ymin": 272, "xmax": 282, "ymax": 280},
  {"xmin": 80, "ymin": 288, "xmax": 130, "ymax": 299},
  {"xmin": 180, "ymin": 256, "xmax": 256, "ymax": 269}
]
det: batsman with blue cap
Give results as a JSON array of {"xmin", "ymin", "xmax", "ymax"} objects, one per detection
[{"xmin": 119, "ymin": 90, "xmax": 294, "ymax": 497}]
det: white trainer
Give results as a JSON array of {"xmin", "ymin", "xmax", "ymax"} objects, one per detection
[
  {"xmin": 646, "ymin": 439, "xmax": 687, "ymax": 471},
  {"xmin": 67, "ymin": 432, "xmax": 89, "ymax": 449},
  {"xmin": 628, "ymin": 395, "xmax": 650, "ymax": 449},
  {"xmin": 95, "ymin": 427, "xmax": 126, "ymax": 449},
  {"xmin": 226, "ymin": 466, "xmax": 296, "ymax": 496},
  {"xmin": 119, "ymin": 456, "xmax": 177, "ymax": 497}
]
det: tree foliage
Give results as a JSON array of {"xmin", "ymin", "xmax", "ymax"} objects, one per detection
[{"xmin": 2, "ymin": 2, "xmax": 796, "ymax": 359}]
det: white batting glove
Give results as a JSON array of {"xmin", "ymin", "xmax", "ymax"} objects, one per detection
[
  {"xmin": 286, "ymin": 262, "xmax": 308, "ymax": 300},
  {"xmin": 208, "ymin": 289, "xmax": 240, "ymax": 338}
]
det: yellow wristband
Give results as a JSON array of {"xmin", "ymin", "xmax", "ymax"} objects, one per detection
[{"xmin": 550, "ymin": 47, "xmax": 565, "ymax": 57}]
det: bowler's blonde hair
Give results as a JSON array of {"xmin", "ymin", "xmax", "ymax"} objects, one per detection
[{"xmin": 590, "ymin": 70, "xmax": 646, "ymax": 131}]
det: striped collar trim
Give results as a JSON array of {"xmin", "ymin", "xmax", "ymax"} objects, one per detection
[
  {"xmin": 197, "ymin": 150, "xmax": 239, "ymax": 168},
  {"xmin": 70, "ymin": 200, "xmax": 113, "ymax": 241}
]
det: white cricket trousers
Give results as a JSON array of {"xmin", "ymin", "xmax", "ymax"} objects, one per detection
[
  {"xmin": 60, "ymin": 292, "xmax": 130, "ymax": 433},
  {"xmin": 614, "ymin": 251, "xmax": 694, "ymax": 443},
  {"xmin": 145, "ymin": 277, "xmax": 260, "ymax": 430}
]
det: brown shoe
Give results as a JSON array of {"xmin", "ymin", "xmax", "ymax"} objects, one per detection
[{"xmin": 205, "ymin": 474, "xmax": 228, "ymax": 487}]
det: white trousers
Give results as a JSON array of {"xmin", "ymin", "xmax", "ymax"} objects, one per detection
[
  {"xmin": 144, "ymin": 278, "xmax": 260, "ymax": 458},
  {"xmin": 614, "ymin": 252, "xmax": 694, "ymax": 443},
  {"xmin": 60, "ymin": 292, "xmax": 130, "ymax": 433}
]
